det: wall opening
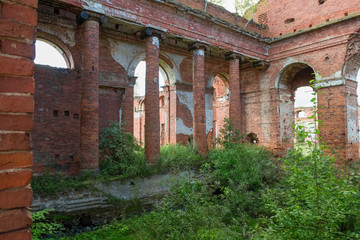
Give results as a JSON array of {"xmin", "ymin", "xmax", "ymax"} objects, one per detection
[
  {"xmin": 277, "ymin": 63, "xmax": 315, "ymax": 149},
  {"xmin": 133, "ymin": 61, "xmax": 168, "ymax": 145},
  {"xmin": 35, "ymin": 39, "xmax": 69, "ymax": 68},
  {"xmin": 211, "ymin": 74, "xmax": 230, "ymax": 148},
  {"xmin": 294, "ymin": 86, "xmax": 317, "ymax": 143}
]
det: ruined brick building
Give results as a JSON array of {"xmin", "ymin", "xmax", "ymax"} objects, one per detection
[{"xmin": 1, "ymin": 0, "xmax": 360, "ymax": 238}]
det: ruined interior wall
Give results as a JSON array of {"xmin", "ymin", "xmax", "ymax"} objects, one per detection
[
  {"xmin": 174, "ymin": 0, "xmax": 268, "ymax": 35},
  {"xmin": 99, "ymin": 37, "xmax": 129, "ymax": 133},
  {"xmin": 254, "ymin": 0, "xmax": 360, "ymax": 37},
  {"xmin": 0, "ymin": 0, "xmax": 37, "ymax": 238},
  {"xmin": 33, "ymin": 66, "xmax": 81, "ymax": 175}
]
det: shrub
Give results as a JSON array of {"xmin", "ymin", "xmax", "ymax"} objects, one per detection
[
  {"xmin": 31, "ymin": 209, "xmax": 63, "ymax": 240},
  {"xmin": 157, "ymin": 143, "xmax": 204, "ymax": 172},
  {"xmin": 257, "ymin": 76, "xmax": 360, "ymax": 239},
  {"xmin": 99, "ymin": 122, "xmax": 148, "ymax": 178},
  {"xmin": 207, "ymin": 144, "xmax": 276, "ymax": 189}
]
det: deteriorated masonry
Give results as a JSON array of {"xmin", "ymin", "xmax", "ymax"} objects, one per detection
[{"xmin": 1, "ymin": 0, "xmax": 360, "ymax": 238}]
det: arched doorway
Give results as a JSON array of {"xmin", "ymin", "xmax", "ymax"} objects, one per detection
[
  {"xmin": 211, "ymin": 73, "xmax": 230, "ymax": 147},
  {"xmin": 277, "ymin": 62, "xmax": 316, "ymax": 150}
]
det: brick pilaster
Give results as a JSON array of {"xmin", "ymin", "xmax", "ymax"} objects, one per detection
[
  {"xmin": 143, "ymin": 30, "xmax": 163, "ymax": 163},
  {"xmin": 191, "ymin": 43, "xmax": 208, "ymax": 154},
  {"xmin": 0, "ymin": 0, "xmax": 37, "ymax": 239},
  {"xmin": 80, "ymin": 16, "xmax": 100, "ymax": 171},
  {"xmin": 123, "ymin": 76, "xmax": 136, "ymax": 134},
  {"xmin": 228, "ymin": 54, "xmax": 242, "ymax": 133}
]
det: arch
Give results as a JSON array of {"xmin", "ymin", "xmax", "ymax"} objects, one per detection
[
  {"xmin": 211, "ymin": 73, "xmax": 231, "ymax": 148},
  {"xmin": 36, "ymin": 32, "xmax": 74, "ymax": 69},
  {"xmin": 275, "ymin": 61, "xmax": 316, "ymax": 90},
  {"xmin": 276, "ymin": 62, "xmax": 316, "ymax": 148},
  {"xmin": 127, "ymin": 51, "xmax": 177, "ymax": 85},
  {"xmin": 343, "ymin": 54, "xmax": 360, "ymax": 82}
]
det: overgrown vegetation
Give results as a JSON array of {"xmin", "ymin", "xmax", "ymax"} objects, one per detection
[
  {"xmin": 46, "ymin": 77, "xmax": 360, "ymax": 239},
  {"xmin": 31, "ymin": 209, "xmax": 63, "ymax": 240},
  {"xmin": 31, "ymin": 122, "xmax": 204, "ymax": 196}
]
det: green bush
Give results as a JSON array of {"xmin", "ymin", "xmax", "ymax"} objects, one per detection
[
  {"xmin": 157, "ymin": 143, "xmax": 204, "ymax": 172},
  {"xmin": 31, "ymin": 171, "xmax": 93, "ymax": 196},
  {"xmin": 31, "ymin": 209, "xmax": 63, "ymax": 240},
  {"xmin": 207, "ymin": 143, "xmax": 277, "ymax": 189},
  {"xmin": 257, "ymin": 76, "xmax": 360, "ymax": 239},
  {"xmin": 99, "ymin": 122, "xmax": 148, "ymax": 178},
  {"xmin": 258, "ymin": 148, "xmax": 360, "ymax": 240}
]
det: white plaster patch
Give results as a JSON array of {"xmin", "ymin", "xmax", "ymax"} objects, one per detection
[
  {"xmin": 318, "ymin": 70, "xmax": 342, "ymax": 81},
  {"xmin": 315, "ymin": 79, "xmax": 345, "ymax": 88},
  {"xmin": 82, "ymin": 0, "xmax": 105, "ymax": 14},
  {"xmin": 37, "ymin": 23, "xmax": 76, "ymax": 47},
  {"xmin": 176, "ymin": 90, "xmax": 193, "ymax": 117},
  {"xmin": 194, "ymin": 49, "xmax": 205, "ymax": 57},
  {"xmin": 205, "ymin": 93, "xmax": 213, "ymax": 134},
  {"xmin": 176, "ymin": 118, "xmax": 193, "ymax": 135},
  {"xmin": 134, "ymin": 112, "xmax": 142, "ymax": 119},
  {"xmin": 107, "ymin": 38, "xmax": 144, "ymax": 75},
  {"xmin": 112, "ymin": 9, "xmax": 138, "ymax": 22},
  {"xmin": 152, "ymin": 37, "xmax": 159, "ymax": 48},
  {"xmin": 347, "ymin": 104, "xmax": 359, "ymax": 143},
  {"xmin": 163, "ymin": 52, "xmax": 186, "ymax": 83}
]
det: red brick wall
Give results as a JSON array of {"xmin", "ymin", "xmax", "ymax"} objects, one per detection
[
  {"xmin": 0, "ymin": 0, "xmax": 37, "ymax": 238},
  {"xmin": 33, "ymin": 65, "xmax": 81, "ymax": 175},
  {"xmin": 254, "ymin": 0, "xmax": 360, "ymax": 37}
]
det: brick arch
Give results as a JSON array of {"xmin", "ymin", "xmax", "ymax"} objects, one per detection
[
  {"xmin": 275, "ymin": 61, "xmax": 316, "ymax": 90},
  {"xmin": 127, "ymin": 51, "xmax": 177, "ymax": 85},
  {"xmin": 343, "ymin": 54, "xmax": 360, "ymax": 82},
  {"xmin": 36, "ymin": 31, "xmax": 75, "ymax": 69},
  {"xmin": 206, "ymin": 65, "xmax": 229, "ymax": 88},
  {"xmin": 276, "ymin": 62, "xmax": 316, "ymax": 150}
]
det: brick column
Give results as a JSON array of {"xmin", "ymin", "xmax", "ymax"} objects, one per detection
[
  {"xmin": 0, "ymin": 0, "xmax": 37, "ymax": 239},
  {"xmin": 142, "ymin": 28, "xmax": 165, "ymax": 163},
  {"xmin": 227, "ymin": 54, "xmax": 243, "ymax": 133},
  {"xmin": 191, "ymin": 43, "xmax": 208, "ymax": 154},
  {"xmin": 317, "ymin": 79, "xmax": 359, "ymax": 163},
  {"xmin": 80, "ymin": 15, "xmax": 100, "ymax": 171},
  {"xmin": 123, "ymin": 76, "xmax": 137, "ymax": 134}
]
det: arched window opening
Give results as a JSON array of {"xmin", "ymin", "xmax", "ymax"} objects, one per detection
[
  {"xmin": 35, "ymin": 39, "xmax": 69, "ymax": 68},
  {"xmin": 212, "ymin": 74, "xmax": 230, "ymax": 147}
]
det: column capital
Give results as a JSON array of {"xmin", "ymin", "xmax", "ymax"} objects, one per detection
[
  {"xmin": 76, "ymin": 10, "xmax": 107, "ymax": 25},
  {"xmin": 252, "ymin": 61, "xmax": 270, "ymax": 69},
  {"xmin": 140, "ymin": 28, "xmax": 166, "ymax": 40},
  {"xmin": 128, "ymin": 76, "xmax": 137, "ymax": 87},
  {"xmin": 189, "ymin": 42, "xmax": 210, "ymax": 52},
  {"xmin": 225, "ymin": 53, "xmax": 244, "ymax": 62}
]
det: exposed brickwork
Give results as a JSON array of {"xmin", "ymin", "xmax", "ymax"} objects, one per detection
[
  {"xmin": 229, "ymin": 58, "xmax": 242, "ymax": 132},
  {"xmin": 254, "ymin": 0, "xmax": 360, "ymax": 37},
  {"xmin": 33, "ymin": 65, "xmax": 81, "ymax": 174},
  {"xmin": 2, "ymin": 0, "xmax": 360, "ymax": 233},
  {"xmin": 0, "ymin": 2, "xmax": 36, "ymax": 238},
  {"xmin": 80, "ymin": 18, "xmax": 100, "ymax": 170},
  {"xmin": 145, "ymin": 35, "xmax": 161, "ymax": 163},
  {"xmin": 192, "ymin": 48, "xmax": 207, "ymax": 153}
]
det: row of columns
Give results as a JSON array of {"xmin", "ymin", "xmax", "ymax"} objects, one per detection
[{"xmin": 78, "ymin": 13, "xmax": 243, "ymax": 169}]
